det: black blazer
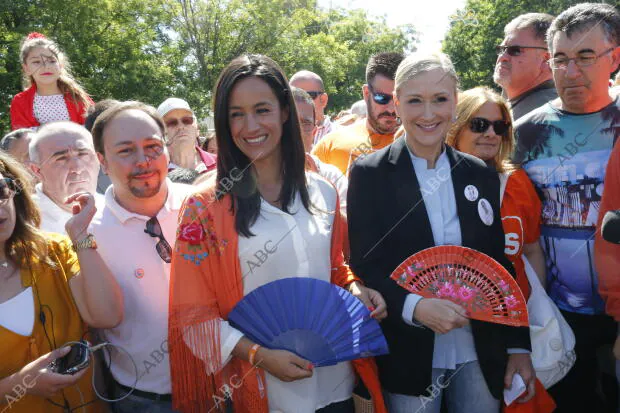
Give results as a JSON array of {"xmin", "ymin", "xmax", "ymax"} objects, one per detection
[{"xmin": 347, "ymin": 138, "xmax": 531, "ymax": 399}]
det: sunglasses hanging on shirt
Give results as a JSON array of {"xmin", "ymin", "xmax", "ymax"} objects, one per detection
[{"xmin": 145, "ymin": 216, "xmax": 172, "ymax": 263}]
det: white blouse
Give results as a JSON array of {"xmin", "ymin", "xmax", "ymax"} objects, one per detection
[
  {"xmin": 221, "ymin": 172, "xmax": 355, "ymax": 413},
  {"xmin": 34, "ymin": 93, "xmax": 70, "ymax": 125},
  {"xmin": 0, "ymin": 287, "xmax": 34, "ymax": 336}
]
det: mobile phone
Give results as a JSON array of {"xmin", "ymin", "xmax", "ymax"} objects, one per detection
[{"xmin": 49, "ymin": 340, "xmax": 90, "ymax": 375}]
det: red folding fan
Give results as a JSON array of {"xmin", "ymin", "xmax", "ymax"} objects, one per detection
[{"xmin": 390, "ymin": 246, "xmax": 528, "ymax": 327}]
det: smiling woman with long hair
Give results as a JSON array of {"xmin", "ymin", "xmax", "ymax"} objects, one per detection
[{"xmin": 168, "ymin": 54, "xmax": 387, "ymax": 413}]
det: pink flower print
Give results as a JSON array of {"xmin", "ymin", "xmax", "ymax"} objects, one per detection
[
  {"xmin": 498, "ymin": 279, "xmax": 510, "ymax": 292},
  {"xmin": 437, "ymin": 282, "xmax": 456, "ymax": 298},
  {"xmin": 505, "ymin": 295, "xmax": 518, "ymax": 308},
  {"xmin": 458, "ymin": 286, "xmax": 474, "ymax": 302}
]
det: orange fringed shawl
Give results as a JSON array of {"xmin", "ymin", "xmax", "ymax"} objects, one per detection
[{"xmin": 168, "ymin": 182, "xmax": 387, "ymax": 413}]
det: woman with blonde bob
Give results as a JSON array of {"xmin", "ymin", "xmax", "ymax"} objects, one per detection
[
  {"xmin": 347, "ymin": 53, "xmax": 535, "ymax": 413},
  {"xmin": 446, "ymin": 87, "xmax": 546, "ymax": 297}
]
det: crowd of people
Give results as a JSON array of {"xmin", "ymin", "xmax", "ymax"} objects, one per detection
[{"xmin": 0, "ymin": 2, "xmax": 619, "ymax": 413}]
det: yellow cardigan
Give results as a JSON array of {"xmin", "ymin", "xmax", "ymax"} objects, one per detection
[{"xmin": 0, "ymin": 233, "xmax": 104, "ymax": 413}]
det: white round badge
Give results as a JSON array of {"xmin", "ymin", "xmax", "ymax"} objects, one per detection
[
  {"xmin": 478, "ymin": 198, "xmax": 494, "ymax": 226},
  {"xmin": 464, "ymin": 185, "xmax": 479, "ymax": 202}
]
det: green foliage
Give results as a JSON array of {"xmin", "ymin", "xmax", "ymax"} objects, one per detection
[
  {"xmin": 0, "ymin": 0, "xmax": 417, "ymax": 133},
  {"xmin": 443, "ymin": 0, "xmax": 592, "ymax": 91}
]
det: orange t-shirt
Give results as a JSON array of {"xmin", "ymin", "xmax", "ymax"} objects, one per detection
[
  {"xmin": 501, "ymin": 169, "xmax": 542, "ymax": 299},
  {"xmin": 596, "ymin": 141, "xmax": 620, "ymax": 321},
  {"xmin": 311, "ymin": 121, "xmax": 395, "ymax": 175}
]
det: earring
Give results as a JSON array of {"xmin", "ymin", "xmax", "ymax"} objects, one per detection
[{"xmin": 396, "ymin": 117, "xmax": 402, "ymax": 125}]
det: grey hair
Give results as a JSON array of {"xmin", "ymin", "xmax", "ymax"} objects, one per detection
[
  {"xmin": 505, "ymin": 13, "xmax": 555, "ymax": 42},
  {"xmin": 29, "ymin": 121, "xmax": 93, "ymax": 164},
  {"xmin": 547, "ymin": 3, "xmax": 620, "ymax": 51},
  {"xmin": 291, "ymin": 86, "xmax": 315, "ymax": 107},
  {"xmin": 350, "ymin": 100, "xmax": 367, "ymax": 117},
  {"xmin": 394, "ymin": 52, "xmax": 460, "ymax": 95},
  {"xmin": 1, "ymin": 128, "xmax": 33, "ymax": 152}
]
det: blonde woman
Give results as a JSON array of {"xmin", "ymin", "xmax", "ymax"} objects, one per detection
[
  {"xmin": 446, "ymin": 87, "xmax": 546, "ymax": 297},
  {"xmin": 347, "ymin": 53, "xmax": 535, "ymax": 413}
]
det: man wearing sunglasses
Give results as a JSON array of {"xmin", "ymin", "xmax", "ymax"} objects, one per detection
[
  {"xmin": 513, "ymin": 4, "xmax": 620, "ymax": 411},
  {"xmin": 29, "ymin": 121, "xmax": 104, "ymax": 234},
  {"xmin": 493, "ymin": 13, "xmax": 557, "ymax": 121},
  {"xmin": 312, "ymin": 52, "xmax": 404, "ymax": 175},
  {"xmin": 290, "ymin": 70, "xmax": 335, "ymax": 147},
  {"xmin": 157, "ymin": 97, "xmax": 216, "ymax": 174},
  {"xmin": 89, "ymin": 102, "xmax": 194, "ymax": 412}
]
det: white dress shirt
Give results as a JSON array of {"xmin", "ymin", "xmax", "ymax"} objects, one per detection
[
  {"xmin": 401, "ymin": 146, "xmax": 478, "ymax": 370},
  {"xmin": 219, "ymin": 172, "xmax": 355, "ymax": 413},
  {"xmin": 89, "ymin": 179, "xmax": 192, "ymax": 393},
  {"xmin": 32, "ymin": 183, "xmax": 105, "ymax": 234}
]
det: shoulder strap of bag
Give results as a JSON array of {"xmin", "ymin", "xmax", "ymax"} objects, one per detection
[{"xmin": 499, "ymin": 171, "xmax": 510, "ymax": 206}]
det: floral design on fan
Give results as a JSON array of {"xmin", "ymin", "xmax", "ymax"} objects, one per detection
[
  {"xmin": 428, "ymin": 275, "xmax": 488, "ymax": 310},
  {"xmin": 497, "ymin": 279, "xmax": 508, "ymax": 292},
  {"xmin": 176, "ymin": 196, "xmax": 228, "ymax": 265},
  {"xmin": 396, "ymin": 262, "xmax": 426, "ymax": 285},
  {"xmin": 504, "ymin": 295, "xmax": 518, "ymax": 309}
]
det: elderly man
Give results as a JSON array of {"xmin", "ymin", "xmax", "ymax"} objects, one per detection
[
  {"xmin": 0, "ymin": 128, "xmax": 33, "ymax": 165},
  {"xmin": 157, "ymin": 97, "xmax": 216, "ymax": 174},
  {"xmin": 29, "ymin": 121, "xmax": 103, "ymax": 234},
  {"xmin": 90, "ymin": 101, "xmax": 193, "ymax": 412},
  {"xmin": 494, "ymin": 13, "xmax": 557, "ymax": 121},
  {"xmin": 513, "ymin": 4, "xmax": 620, "ymax": 410},
  {"xmin": 312, "ymin": 52, "xmax": 404, "ymax": 175},
  {"xmin": 290, "ymin": 70, "xmax": 335, "ymax": 146}
]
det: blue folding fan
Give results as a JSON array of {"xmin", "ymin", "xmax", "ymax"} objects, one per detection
[{"xmin": 228, "ymin": 277, "xmax": 389, "ymax": 366}]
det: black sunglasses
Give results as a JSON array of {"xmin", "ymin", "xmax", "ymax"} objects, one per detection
[
  {"xmin": 306, "ymin": 91, "xmax": 325, "ymax": 99},
  {"xmin": 144, "ymin": 217, "xmax": 172, "ymax": 263},
  {"xmin": 0, "ymin": 178, "xmax": 19, "ymax": 203},
  {"xmin": 368, "ymin": 84, "xmax": 393, "ymax": 105},
  {"xmin": 165, "ymin": 116, "xmax": 194, "ymax": 128},
  {"xmin": 495, "ymin": 45, "xmax": 547, "ymax": 57},
  {"xmin": 469, "ymin": 117, "xmax": 509, "ymax": 136}
]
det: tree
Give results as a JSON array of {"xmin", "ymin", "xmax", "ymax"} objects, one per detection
[
  {"xmin": 0, "ymin": 0, "xmax": 183, "ymax": 132},
  {"xmin": 0, "ymin": 0, "xmax": 417, "ymax": 132},
  {"xmin": 442, "ymin": 0, "xmax": 588, "ymax": 91},
  {"xmin": 171, "ymin": 1, "xmax": 417, "ymax": 118}
]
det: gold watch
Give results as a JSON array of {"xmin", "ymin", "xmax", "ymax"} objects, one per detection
[{"xmin": 72, "ymin": 234, "xmax": 97, "ymax": 252}]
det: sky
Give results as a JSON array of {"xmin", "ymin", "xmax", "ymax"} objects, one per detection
[{"xmin": 317, "ymin": 0, "xmax": 468, "ymax": 53}]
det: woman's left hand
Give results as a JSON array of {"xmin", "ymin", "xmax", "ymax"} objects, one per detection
[
  {"xmin": 348, "ymin": 281, "xmax": 388, "ymax": 320},
  {"xmin": 504, "ymin": 353, "xmax": 536, "ymax": 403},
  {"xmin": 65, "ymin": 192, "xmax": 97, "ymax": 243}
]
